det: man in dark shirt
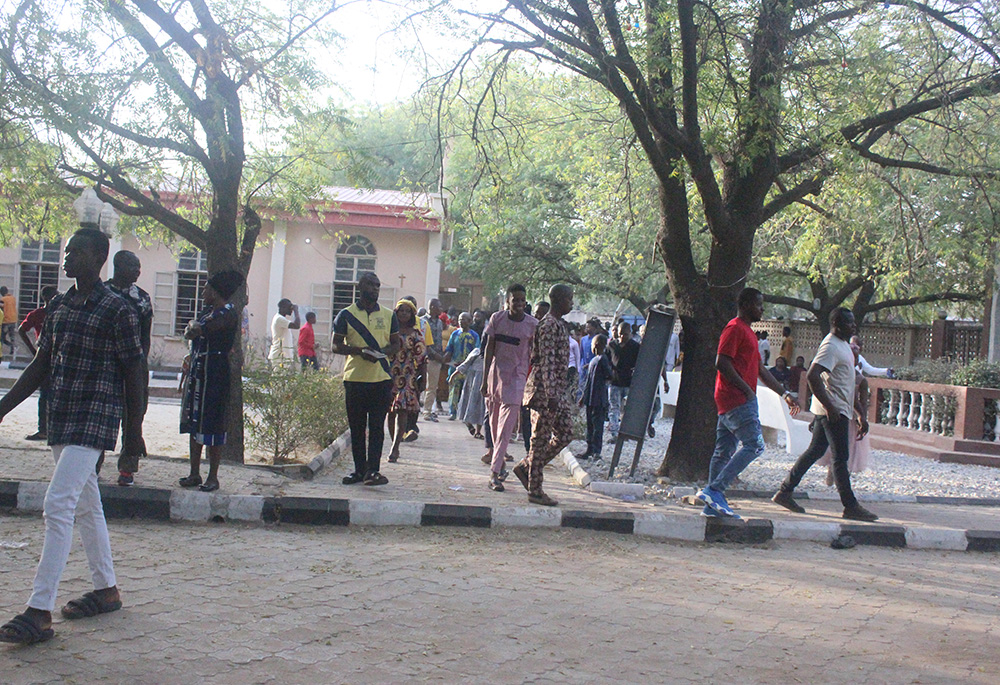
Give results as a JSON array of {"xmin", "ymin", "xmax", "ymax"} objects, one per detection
[
  {"xmin": 106, "ymin": 250, "xmax": 152, "ymax": 486},
  {"xmin": 0, "ymin": 228, "xmax": 145, "ymax": 645},
  {"xmin": 607, "ymin": 320, "xmax": 640, "ymax": 441},
  {"xmin": 18, "ymin": 284, "xmax": 58, "ymax": 441}
]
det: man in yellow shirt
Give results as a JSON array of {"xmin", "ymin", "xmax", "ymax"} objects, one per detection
[
  {"xmin": 331, "ymin": 272, "xmax": 400, "ymax": 486},
  {"xmin": 1, "ymin": 286, "xmax": 17, "ymax": 358}
]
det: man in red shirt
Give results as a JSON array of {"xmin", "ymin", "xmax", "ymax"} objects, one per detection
[
  {"xmin": 697, "ymin": 287, "xmax": 799, "ymax": 518},
  {"xmin": 18, "ymin": 285, "xmax": 58, "ymax": 440},
  {"xmin": 298, "ymin": 311, "xmax": 318, "ymax": 370}
]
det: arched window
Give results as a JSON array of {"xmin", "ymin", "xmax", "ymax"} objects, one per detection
[{"xmin": 333, "ymin": 236, "xmax": 376, "ymax": 313}]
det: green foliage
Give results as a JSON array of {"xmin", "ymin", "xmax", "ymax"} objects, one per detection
[
  {"xmin": 0, "ymin": 120, "xmax": 79, "ymax": 245},
  {"xmin": 893, "ymin": 360, "xmax": 961, "ymax": 385},
  {"xmin": 895, "ymin": 359, "xmax": 1000, "ymax": 389},
  {"xmin": 949, "ymin": 360, "xmax": 1000, "ymax": 390},
  {"xmin": 243, "ymin": 363, "xmax": 347, "ymax": 463}
]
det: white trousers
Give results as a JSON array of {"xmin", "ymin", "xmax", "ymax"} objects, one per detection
[{"xmin": 28, "ymin": 445, "xmax": 116, "ymax": 612}]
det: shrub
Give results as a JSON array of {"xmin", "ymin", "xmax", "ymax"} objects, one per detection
[
  {"xmin": 893, "ymin": 359, "xmax": 960, "ymax": 385},
  {"xmin": 949, "ymin": 359, "xmax": 1000, "ymax": 390},
  {"xmin": 243, "ymin": 362, "xmax": 348, "ymax": 463}
]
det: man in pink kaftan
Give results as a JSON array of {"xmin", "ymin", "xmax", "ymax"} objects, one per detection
[{"xmin": 480, "ymin": 284, "xmax": 538, "ymax": 493}]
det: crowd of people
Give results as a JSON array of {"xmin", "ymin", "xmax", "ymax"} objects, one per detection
[{"xmin": 0, "ymin": 245, "xmax": 894, "ymax": 644}]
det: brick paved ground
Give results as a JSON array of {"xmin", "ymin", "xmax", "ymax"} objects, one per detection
[{"xmin": 1, "ymin": 517, "xmax": 998, "ymax": 683}]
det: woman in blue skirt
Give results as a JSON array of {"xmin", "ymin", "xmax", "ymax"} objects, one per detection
[{"xmin": 178, "ymin": 270, "xmax": 244, "ymax": 492}]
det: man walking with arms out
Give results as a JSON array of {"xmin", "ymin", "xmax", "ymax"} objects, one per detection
[
  {"xmin": 772, "ymin": 308, "xmax": 878, "ymax": 522},
  {"xmin": 332, "ymin": 272, "xmax": 400, "ymax": 487},
  {"xmin": 481, "ymin": 284, "xmax": 537, "ymax": 492},
  {"xmin": 512, "ymin": 284, "xmax": 574, "ymax": 506},
  {"xmin": 697, "ymin": 287, "xmax": 799, "ymax": 518},
  {"xmin": 0, "ymin": 228, "xmax": 145, "ymax": 645}
]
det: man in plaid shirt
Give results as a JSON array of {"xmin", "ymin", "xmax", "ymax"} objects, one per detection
[{"xmin": 0, "ymin": 228, "xmax": 146, "ymax": 645}]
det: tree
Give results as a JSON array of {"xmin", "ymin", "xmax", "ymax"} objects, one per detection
[
  {"xmin": 0, "ymin": 0, "xmax": 340, "ymax": 461},
  {"xmin": 442, "ymin": 0, "xmax": 1000, "ymax": 479},
  {"xmin": 438, "ymin": 67, "xmax": 674, "ymax": 308},
  {"xmin": 755, "ymin": 161, "xmax": 995, "ymax": 333}
]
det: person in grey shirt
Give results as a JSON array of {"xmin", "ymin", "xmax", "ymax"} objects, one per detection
[{"xmin": 772, "ymin": 308, "xmax": 878, "ymax": 522}]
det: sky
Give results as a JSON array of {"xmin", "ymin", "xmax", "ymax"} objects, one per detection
[{"xmin": 324, "ymin": 1, "xmax": 480, "ymax": 107}]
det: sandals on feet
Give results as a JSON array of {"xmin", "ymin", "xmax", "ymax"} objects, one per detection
[
  {"xmin": 0, "ymin": 613, "xmax": 54, "ymax": 644},
  {"xmin": 60, "ymin": 591, "xmax": 122, "ymax": 620},
  {"xmin": 178, "ymin": 475, "xmax": 202, "ymax": 488},
  {"xmin": 198, "ymin": 481, "xmax": 219, "ymax": 492}
]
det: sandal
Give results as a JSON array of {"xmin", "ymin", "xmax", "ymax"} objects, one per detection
[
  {"xmin": 198, "ymin": 481, "xmax": 219, "ymax": 492},
  {"xmin": 178, "ymin": 475, "xmax": 202, "ymax": 488},
  {"xmin": 0, "ymin": 613, "xmax": 54, "ymax": 644},
  {"xmin": 60, "ymin": 591, "xmax": 122, "ymax": 620},
  {"xmin": 466, "ymin": 423, "xmax": 476, "ymax": 436}
]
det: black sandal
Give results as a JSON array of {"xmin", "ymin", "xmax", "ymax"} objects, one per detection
[
  {"xmin": 0, "ymin": 613, "xmax": 54, "ymax": 644},
  {"xmin": 342, "ymin": 472, "xmax": 364, "ymax": 485},
  {"xmin": 179, "ymin": 475, "xmax": 202, "ymax": 488},
  {"xmin": 198, "ymin": 481, "xmax": 219, "ymax": 492},
  {"xmin": 61, "ymin": 591, "xmax": 122, "ymax": 620}
]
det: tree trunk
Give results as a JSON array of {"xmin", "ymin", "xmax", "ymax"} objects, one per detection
[
  {"xmin": 657, "ymin": 304, "xmax": 731, "ymax": 480},
  {"xmin": 202, "ymin": 190, "xmax": 247, "ymax": 464},
  {"xmin": 652, "ymin": 179, "xmax": 744, "ymax": 480}
]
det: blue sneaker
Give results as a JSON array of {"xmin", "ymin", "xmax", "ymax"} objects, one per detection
[
  {"xmin": 700, "ymin": 504, "xmax": 721, "ymax": 517},
  {"xmin": 696, "ymin": 487, "xmax": 740, "ymax": 519}
]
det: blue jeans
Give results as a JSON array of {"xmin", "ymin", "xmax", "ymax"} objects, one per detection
[
  {"xmin": 708, "ymin": 398, "xmax": 764, "ymax": 493},
  {"xmin": 609, "ymin": 386, "xmax": 628, "ymax": 437}
]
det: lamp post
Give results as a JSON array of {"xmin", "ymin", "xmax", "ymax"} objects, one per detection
[{"xmin": 72, "ymin": 186, "xmax": 119, "ymax": 234}]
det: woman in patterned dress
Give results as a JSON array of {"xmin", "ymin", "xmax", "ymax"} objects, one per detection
[
  {"xmin": 178, "ymin": 270, "xmax": 244, "ymax": 492},
  {"xmin": 387, "ymin": 299, "xmax": 426, "ymax": 462}
]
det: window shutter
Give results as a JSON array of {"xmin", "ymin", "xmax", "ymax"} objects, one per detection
[
  {"xmin": 310, "ymin": 282, "xmax": 333, "ymax": 340},
  {"xmin": 152, "ymin": 271, "xmax": 176, "ymax": 337}
]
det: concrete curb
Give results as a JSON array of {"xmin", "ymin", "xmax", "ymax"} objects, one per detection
[
  {"xmin": 725, "ymin": 488, "xmax": 1000, "ymax": 507},
  {"xmin": 1, "ymin": 478, "xmax": 997, "ymax": 552},
  {"xmin": 561, "ymin": 449, "xmax": 591, "ymax": 488},
  {"xmin": 261, "ymin": 431, "xmax": 351, "ymax": 480}
]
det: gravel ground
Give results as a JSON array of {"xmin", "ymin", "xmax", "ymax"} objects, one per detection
[{"xmin": 573, "ymin": 415, "xmax": 1000, "ymax": 500}]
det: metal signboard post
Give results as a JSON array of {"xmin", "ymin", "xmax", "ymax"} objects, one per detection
[{"xmin": 607, "ymin": 305, "xmax": 676, "ymax": 478}]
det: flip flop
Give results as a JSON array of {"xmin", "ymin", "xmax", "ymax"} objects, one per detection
[
  {"xmin": 0, "ymin": 614, "xmax": 54, "ymax": 644},
  {"xmin": 61, "ymin": 591, "xmax": 122, "ymax": 620}
]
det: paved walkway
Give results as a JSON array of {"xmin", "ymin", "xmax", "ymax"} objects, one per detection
[{"xmin": 1, "ymin": 518, "xmax": 998, "ymax": 683}]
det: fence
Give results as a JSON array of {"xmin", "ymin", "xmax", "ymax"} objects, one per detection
[
  {"xmin": 865, "ymin": 378, "xmax": 1000, "ymax": 465},
  {"xmin": 752, "ymin": 318, "xmax": 982, "ymax": 369}
]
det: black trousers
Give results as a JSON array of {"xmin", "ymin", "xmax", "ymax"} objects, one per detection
[
  {"xmin": 344, "ymin": 380, "xmax": 392, "ymax": 476},
  {"xmin": 586, "ymin": 405, "xmax": 607, "ymax": 455},
  {"xmin": 520, "ymin": 405, "xmax": 531, "ymax": 451},
  {"xmin": 779, "ymin": 414, "xmax": 858, "ymax": 508}
]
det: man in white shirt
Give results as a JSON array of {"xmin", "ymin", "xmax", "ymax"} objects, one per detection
[
  {"xmin": 268, "ymin": 298, "xmax": 300, "ymax": 363},
  {"xmin": 850, "ymin": 335, "xmax": 893, "ymax": 378},
  {"xmin": 772, "ymin": 308, "xmax": 877, "ymax": 522}
]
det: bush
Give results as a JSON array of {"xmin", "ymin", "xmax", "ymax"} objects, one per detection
[
  {"xmin": 893, "ymin": 359, "xmax": 960, "ymax": 385},
  {"xmin": 949, "ymin": 359, "xmax": 1000, "ymax": 390},
  {"xmin": 243, "ymin": 362, "xmax": 348, "ymax": 463}
]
